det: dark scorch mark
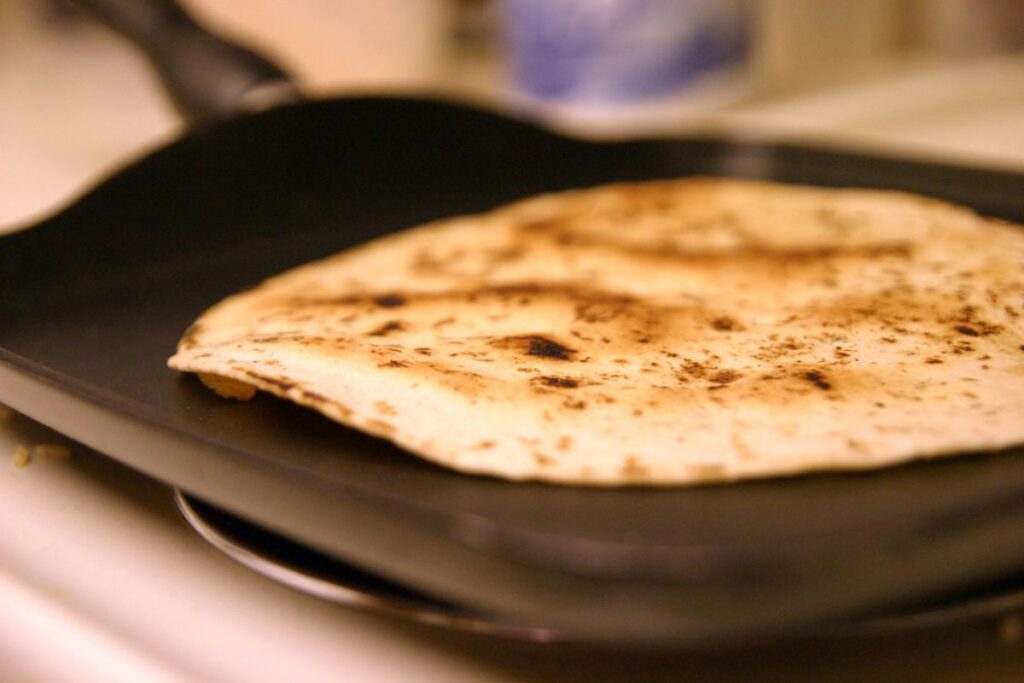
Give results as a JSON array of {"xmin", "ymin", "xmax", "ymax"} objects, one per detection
[
  {"xmin": 492, "ymin": 335, "xmax": 577, "ymax": 361},
  {"xmin": 373, "ymin": 294, "xmax": 406, "ymax": 308},
  {"xmin": 368, "ymin": 321, "xmax": 404, "ymax": 336},
  {"xmin": 534, "ymin": 376, "xmax": 580, "ymax": 389},
  {"xmin": 803, "ymin": 370, "xmax": 832, "ymax": 390},
  {"xmin": 528, "ymin": 337, "xmax": 574, "ymax": 359},
  {"xmin": 708, "ymin": 370, "xmax": 742, "ymax": 385},
  {"xmin": 711, "ymin": 317, "xmax": 743, "ymax": 332}
]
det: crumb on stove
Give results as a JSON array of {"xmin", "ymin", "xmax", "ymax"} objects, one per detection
[
  {"xmin": 13, "ymin": 444, "xmax": 30, "ymax": 469},
  {"xmin": 198, "ymin": 373, "xmax": 257, "ymax": 400}
]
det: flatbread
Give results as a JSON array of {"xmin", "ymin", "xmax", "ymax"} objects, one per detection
[{"xmin": 169, "ymin": 178, "xmax": 1024, "ymax": 485}]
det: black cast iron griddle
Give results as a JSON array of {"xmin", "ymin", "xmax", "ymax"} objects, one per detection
[{"xmin": 2, "ymin": 97, "xmax": 1024, "ymax": 645}]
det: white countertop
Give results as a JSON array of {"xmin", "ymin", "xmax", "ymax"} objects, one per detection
[{"xmin": 4, "ymin": 3, "xmax": 1024, "ymax": 680}]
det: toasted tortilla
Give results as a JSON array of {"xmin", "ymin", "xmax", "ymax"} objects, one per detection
[{"xmin": 169, "ymin": 178, "xmax": 1024, "ymax": 485}]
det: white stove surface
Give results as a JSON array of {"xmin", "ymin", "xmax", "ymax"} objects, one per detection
[
  {"xmin": 5, "ymin": 416, "xmax": 1024, "ymax": 683},
  {"xmin": 4, "ymin": 2, "xmax": 1024, "ymax": 680}
]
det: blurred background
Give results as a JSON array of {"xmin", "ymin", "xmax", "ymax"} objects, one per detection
[{"xmin": 2, "ymin": 0, "xmax": 1024, "ymax": 228}]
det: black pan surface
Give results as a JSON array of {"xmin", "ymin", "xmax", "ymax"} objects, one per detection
[{"xmin": 2, "ymin": 97, "xmax": 1023, "ymax": 645}]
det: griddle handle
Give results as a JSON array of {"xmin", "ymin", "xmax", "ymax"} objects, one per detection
[{"xmin": 69, "ymin": 0, "xmax": 301, "ymax": 123}]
